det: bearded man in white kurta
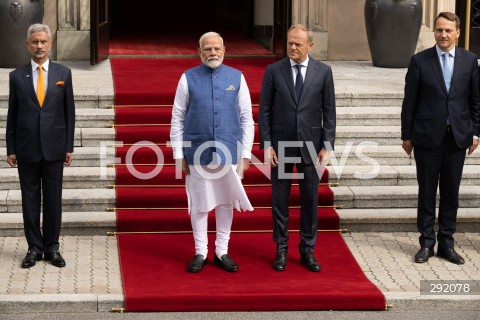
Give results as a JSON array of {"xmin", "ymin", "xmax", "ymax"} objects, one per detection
[{"xmin": 170, "ymin": 32, "xmax": 254, "ymax": 273}]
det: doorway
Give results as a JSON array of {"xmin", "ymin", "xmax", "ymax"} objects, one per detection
[
  {"xmin": 457, "ymin": 0, "xmax": 480, "ymax": 55},
  {"xmin": 90, "ymin": 0, "xmax": 292, "ymax": 63},
  {"xmin": 108, "ymin": 0, "xmax": 268, "ymax": 57}
]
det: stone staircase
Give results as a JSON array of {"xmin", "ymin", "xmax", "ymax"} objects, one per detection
[{"xmin": 0, "ymin": 60, "xmax": 478, "ymax": 236}]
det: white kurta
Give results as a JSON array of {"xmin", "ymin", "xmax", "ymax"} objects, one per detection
[
  {"xmin": 170, "ymin": 66, "xmax": 255, "ymax": 215},
  {"xmin": 186, "ymin": 165, "xmax": 253, "ymax": 214}
]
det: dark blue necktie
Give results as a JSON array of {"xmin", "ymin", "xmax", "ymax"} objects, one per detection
[
  {"xmin": 295, "ymin": 64, "xmax": 304, "ymax": 101},
  {"xmin": 442, "ymin": 52, "xmax": 452, "ymax": 92}
]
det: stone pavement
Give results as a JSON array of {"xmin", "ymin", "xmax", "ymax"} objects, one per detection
[{"xmin": 0, "ymin": 232, "xmax": 479, "ymax": 313}]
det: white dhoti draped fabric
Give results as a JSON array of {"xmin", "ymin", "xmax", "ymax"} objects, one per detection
[{"xmin": 186, "ymin": 165, "xmax": 253, "ymax": 258}]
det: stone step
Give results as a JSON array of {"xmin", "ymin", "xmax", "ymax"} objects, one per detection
[
  {"xmin": 333, "ymin": 185, "xmax": 480, "ymax": 209},
  {"xmin": 0, "ymin": 96, "xmax": 114, "ymax": 109},
  {"xmin": 0, "ymin": 106, "xmax": 401, "ymax": 128},
  {"xmin": 0, "ymin": 128, "xmax": 114, "ymax": 148},
  {"xmin": 1, "ymin": 207, "xmax": 479, "ymax": 236},
  {"xmin": 0, "ymin": 108, "xmax": 115, "ymax": 128},
  {"xmin": 0, "ymin": 211, "xmax": 116, "ymax": 236},
  {"xmin": 2, "ymin": 165, "xmax": 480, "ymax": 190},
  {"xmin": 332, "ymin": 144, "xmax": 480, "ymax": 166},
  {"xmin": 0, "ymin": 60, "xmax": 115, "ymax": 110},
  {"xmin": 1, "ymin": 185, "xmax": 480, "ymax": 214},
  {"xmin": 337, "ymin": 207, "xmax": 480, "ymax": 232},
  {"xmin": 336, "ymin": 125, "xmax": 401, "ymax": 145},
  {"xmin": 0, "ymin": 128, "xmax": 115, "ymax": 147},
  {"xmin": 0, "ymin": 147, "xmax": 116, "ymax": 168},
  {"xmin": 0, "ymin": 93, "xmax": 403, "ymax": 109},
  {"xmin": 0, "ymin": 144, "xmax": 414, "ymax": 169},
  {"xmin": 334, "ymin": 92, "xmax": 403, "ymax": 107},
  {"xmin": 336, "ymin": 106, "xmax": 400, "ymax": 126},
  {"xmin": 0, "ymin": 189, "xmax": 115, "ymax": 213},
  {"xmin": 0, "ymin": 167, "xmax": 115, "ymax": 190},
  {"xmin": 0, "ymin": 126, "xmax": 404, "ymax": 148},
  {"xmin": 329, "ymin": 164, "xmax": 480, "ymax": 186}
]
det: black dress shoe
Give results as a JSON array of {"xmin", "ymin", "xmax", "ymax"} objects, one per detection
[
  {"xmin": 300, "ymin": 253, "xmax": 321, "ymax": 272},
  {"xmin": 214, "ymin": 254, "xmax": 238, "ymax": 272},
  {"xmin": 21, "ymin": 251, "xmax": 42, "ymax": 268},
  {"xmin": 414, "ymin": 247, "xmax": 434, "ymax": 263},
  {"xmin": 273, "ymin": 252, "xmax": 287, "ymax": 271},
  {"xmin": 44, "ymin": 251, "xmax": 66, "ymax": 268},
  {"xmin": 437, "ymin": 248, "xmax": 465, "ymax": 265},
  {"xmin": 187, "ymin": 254, "xmax": 207, "ymax": 273}
]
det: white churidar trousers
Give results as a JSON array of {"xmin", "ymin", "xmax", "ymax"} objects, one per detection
[{"xmin": 186, "ymin": 165, "xmax": 253, "ymax": 259}]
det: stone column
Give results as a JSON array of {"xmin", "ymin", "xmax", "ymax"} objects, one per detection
[
  {"xmin": 43, "ymin": 0, "xmax": 58, "ymax": 59},
  {"xmin": 291, "ymin": 0, "xmax": 328, "ymax": 60},
  {"xmin": 417, "ymin": 0, "xmax": 457, "ymax": 52},
  {"xmin": 57, "ymin": 0, "xmax": 90, "ymax": 60}
]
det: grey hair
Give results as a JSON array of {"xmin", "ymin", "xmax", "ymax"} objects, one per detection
[
  {"xmin": 288, "ymin": 24, "xmax": 313, "ymax": 43},
  {"xmin": 27, "ymin": 23, "xmax": 51, "ymax": 40},
  {"xmin": 199, "ymin": 32, "xmax": 223, "ymax": 48}
]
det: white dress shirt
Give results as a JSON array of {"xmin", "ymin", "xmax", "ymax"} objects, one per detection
[
  {"xmin": 290, "ymin": 55, "xmax": 309, "ymax": 85},
  {"xmin": 31, "ymin": 59, "xmax": 49, "ymax": 95}
]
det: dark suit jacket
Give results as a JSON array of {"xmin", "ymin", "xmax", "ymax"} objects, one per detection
[
  {"xmin": 401, "ymin": 46, "xmax": 480, "ymax": 149},
  {"xmin": 258, "ymin": 57, "xmax": 336, "ymax": 164},
  {"xmin": 6, "ymin": 62, "xmax": 76, "ymax": 162}
]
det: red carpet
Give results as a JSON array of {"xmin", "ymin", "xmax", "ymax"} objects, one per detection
[
  {"xmin": 118, "ymin": 233, "xmax": 384, "ymax": 312},
  {"xmin": 111, "ymin": 57, "xmax": 386, "ymax": 311},
  {"xmin": 110, "ymin": 34, "xmax": 272, "ymax": 56}
]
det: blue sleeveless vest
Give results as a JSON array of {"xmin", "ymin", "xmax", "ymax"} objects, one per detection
[{"xmin": 183, "ymin": 64, "xmax": 242, "ymax": 165}]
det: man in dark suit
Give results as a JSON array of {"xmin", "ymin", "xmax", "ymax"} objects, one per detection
[
  {"xmin": 401, "ymin": 12, "xmax": 480, "ymax": 265},
  {"xmin": 6, "ymin": 24, "xmax": 76, "ymax": 268},
  {"xmin": 258, "ymin": 24, "xmax": 336, "ymax": 272}
]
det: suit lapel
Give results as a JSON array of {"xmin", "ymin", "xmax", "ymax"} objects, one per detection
[
  {"xmin": 279, "ymin": 59, "xmax": 297, "ymax": 104},
  {"xmin": 44, "ymin": 62, "xmax": 56, "ymax": 108},
  {"xmin": 429, "ymin": 46, "xmax": 450, "ymax": 96},
  {"xmin": 300, "ymin": 57, "xmax": 318, "ymax": 104},
  {"xmin": 450, "ymin": 47, "xmax": 463, "ymax": 94},
  {"xmin": 22, "ymin": 64, "xmax": 39, "ymax": 106}
]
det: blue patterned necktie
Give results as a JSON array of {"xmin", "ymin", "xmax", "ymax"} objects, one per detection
[
  {"xmin": 295, "ymin": 64, "xmax": 304, "ymax": 101},
  {"xmin": 442, "ymin": 52, "xmax": 452, "ymax": 92}
]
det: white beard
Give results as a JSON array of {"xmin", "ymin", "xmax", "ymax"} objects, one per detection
[{"xmin": 202, "ymin": 56, "xmax": 223, "ymax": 69}]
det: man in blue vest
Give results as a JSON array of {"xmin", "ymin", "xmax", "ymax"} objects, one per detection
[{"xmin": 170, "ymin": 32, "xmax": 254, "ymax": 273}]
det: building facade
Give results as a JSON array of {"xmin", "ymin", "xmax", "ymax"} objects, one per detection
[{"xmin": 11, "ymin": 0, "xmax": 476, "ymax": 62}]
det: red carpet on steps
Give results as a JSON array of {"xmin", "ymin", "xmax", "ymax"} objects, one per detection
[
  {"xmin": 111, "ymin": 58, "xmax": 274, "ymax": 105},
  {"xmin": 111, "ymin": 58, "xmax": 386, "ymax": 311}
]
